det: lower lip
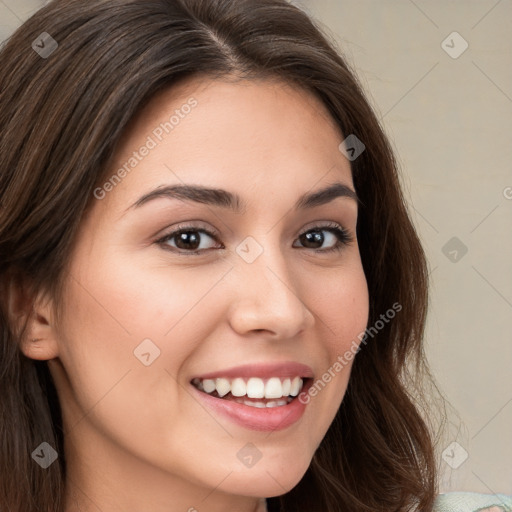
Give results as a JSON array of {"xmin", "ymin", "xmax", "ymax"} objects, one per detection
[{"xmin": 191, "ymin": 380, "xmax": 312, "ymax": 432}]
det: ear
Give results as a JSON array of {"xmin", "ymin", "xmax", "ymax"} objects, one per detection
[{"xmin": 4, "ymin": 272, "xmax": 60, "ymax": 361}]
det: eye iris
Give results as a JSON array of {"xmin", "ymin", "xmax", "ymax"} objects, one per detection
[
  {"xmin": 301, "ymin": 230, "xmax": 324, "ymax": 249},
  {"xmin": 176, "ymin": 231, "xmax": 201, "ymax": 250}
]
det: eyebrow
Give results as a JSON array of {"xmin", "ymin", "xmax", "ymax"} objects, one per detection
[{"xmin": 125, "ymin": 181, "xmax": 359, "ymax": 215}]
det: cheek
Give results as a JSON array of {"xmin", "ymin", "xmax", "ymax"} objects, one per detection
[
  {"xmin": 62, "ymin": 251, "xmax": 227, "ymax": 360},
  {"xmin": 55, "ymin": 252, "xmax": 232, "ymax": 418},
  {"xmin": 299, "ymin": 263, "xmax": 369, "ymax": 429},
  {"xmin": 307, "ymin": 261, "xmax": 369, "ymax": 355},
  {"xmin": 54, "ymin": 259, "xmax": 224, "ymax": 467}
]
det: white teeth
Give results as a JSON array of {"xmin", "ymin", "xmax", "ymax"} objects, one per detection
[
  {"xmin": 246, "ymin": 377, "xmax": 265, "ymax": 398},
  {"xmin": 202, "ymin": 379, "xmax": 216, "ymax": 393},
  {"xmin": 282, "ymin": 378, "xmax": 291, "ymax": 396},
  {"xmin": 290, "ymin": 377, "xmax": 302, "ymax": 396},
  {"xmin": 231, "ymin": 378, "xmax": 246, "ymax": 397},
  {"xmin": 193, "ymin": 375, "xmax": 306, "ymax": 401},
  {"xmin": 244, "ymin": 398, "xmax": 290, "ymax": 408},
  {"xmin": 264, "ymin": 377, "xmax": 283, "ymax": 399},
  {"xmin": 215, "ymin": 378, "xmax": 231, "ymax": 397},
  {"xmin": 245, "ymin": 399, "xmax": 265, "ymax": 408}
]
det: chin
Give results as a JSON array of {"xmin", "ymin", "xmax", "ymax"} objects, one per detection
[{"xmin": 219, "ymin": 452, "xmax": 312, "ymax": 498}]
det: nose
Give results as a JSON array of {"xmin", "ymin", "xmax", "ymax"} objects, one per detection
[{"xmin": 227, "ymin": 246, "xmax": 315, "ymax": 340}]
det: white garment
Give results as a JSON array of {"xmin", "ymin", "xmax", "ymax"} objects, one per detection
[{"xmin": 433, "ymin": 492, "xmax": 512, "ymax": 511}]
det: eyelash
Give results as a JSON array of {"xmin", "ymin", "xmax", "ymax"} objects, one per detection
[{"xmin": 155, "ymin": 221, "xmax": 354, "ymax": 256}]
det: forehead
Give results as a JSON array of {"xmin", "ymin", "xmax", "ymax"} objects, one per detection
[
  {"xmin": 98, "ymin": 75, "xmax": 353, "ymax": 217},
  {"xmin": 126, "ymin": 75, "xmax": 342, "ymax": 143}
]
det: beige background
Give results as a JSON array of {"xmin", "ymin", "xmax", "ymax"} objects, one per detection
[{"xmin": 1, "ymin": 0, "xmax": 511, "ymax": 495}]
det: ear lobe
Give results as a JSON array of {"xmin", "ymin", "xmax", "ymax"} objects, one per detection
[
  {"xmin": 20, "ymin": 305, "xmax": 60, "ymax": 361},
  {"xmin": 4, "ymin": 272, "xmax": 60, "ymax": 361}
]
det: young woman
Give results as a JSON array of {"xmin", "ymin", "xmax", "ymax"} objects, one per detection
[{"xmin": 1, "ymin": 1, "xmax": 509, "ymax": 511}]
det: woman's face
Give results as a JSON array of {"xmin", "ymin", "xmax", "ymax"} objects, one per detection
[{"xmin": 47, "ymin": 77, "xmax": 369, "ymax": 509}]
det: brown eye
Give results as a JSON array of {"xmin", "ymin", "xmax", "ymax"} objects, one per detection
[
  {"xmin": 157, "ymin": 226, "xmax": 222, "ymax": 254},
  {"xmin": 293, "ymin": 223, "xmax": 353, "ymax": 253}
]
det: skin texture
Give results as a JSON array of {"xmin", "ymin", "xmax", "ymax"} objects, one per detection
[{"xmin": 23, "ymin": 77, "xmax": 369, "ymax": 512}]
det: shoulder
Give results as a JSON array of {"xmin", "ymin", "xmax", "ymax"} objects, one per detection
[{"xmin": 433, "ymin": 492, "xmax": 512, "ymax": 512}]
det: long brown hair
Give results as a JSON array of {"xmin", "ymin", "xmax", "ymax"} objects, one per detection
[{"xmin": 0, "ymin": 0, "xmax": 448, "ymax": 510}]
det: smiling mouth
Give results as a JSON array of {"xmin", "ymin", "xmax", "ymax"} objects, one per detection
[{"xmin": 191, "ymin": 376, "xmax": 308, "ymax": 408}]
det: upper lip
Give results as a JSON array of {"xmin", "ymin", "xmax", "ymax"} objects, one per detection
[{"xmin": 191, "ymin": 361, "xmax": 314, "ymax": 381}]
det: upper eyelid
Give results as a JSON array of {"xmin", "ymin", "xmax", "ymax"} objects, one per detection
[
  {"xmin": 159, "ymin": 220, "xmax": 349, "ymax": 236},
  {"xmin": 159, "ymin": 222, "xmax": 221, "ymax": 239}
]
